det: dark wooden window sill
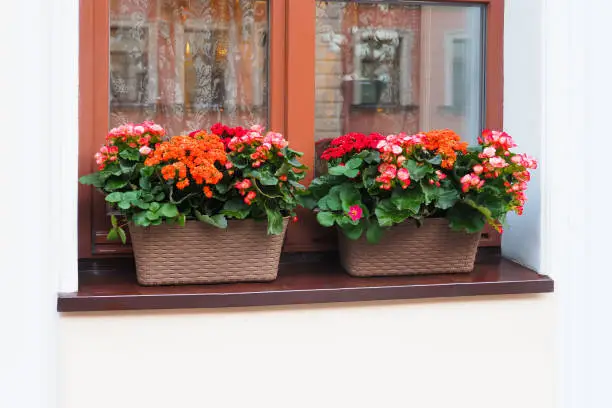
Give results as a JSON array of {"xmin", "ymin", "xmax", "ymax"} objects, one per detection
[{"xmin": 58, "ymin": 249, "xmax": 553, "ymax": 312}]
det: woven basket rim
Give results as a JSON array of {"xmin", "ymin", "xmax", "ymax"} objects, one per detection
[{"xmin": 129, "ymin": 216, "xmax": 290, "ymax": 230}]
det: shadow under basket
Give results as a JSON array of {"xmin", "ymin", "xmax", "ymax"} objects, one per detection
[
  {"xmin": 338, "ymin": 218, "xmax": 481, "ymax": 277},
  {"xmin": 129, "ymin": 219, "xmax": 288, "ymax": 285}
]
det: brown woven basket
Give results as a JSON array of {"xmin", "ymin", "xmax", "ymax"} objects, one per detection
[
  {"xmin": 129, "ymin": 218, "xmax": 288, "ymax": 285},
  {"xmin": 338, "ymin": 218, "xmax": 480, "ymax": 277}
]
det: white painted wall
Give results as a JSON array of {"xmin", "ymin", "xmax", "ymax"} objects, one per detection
[{"xmin": 60, "ymin": 296, "xmax": 555, "ymax": 408}]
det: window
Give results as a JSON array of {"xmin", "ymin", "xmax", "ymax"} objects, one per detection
[{"xmin": 78, "ymin": 0, "xmax": 503, "ymax": 258}]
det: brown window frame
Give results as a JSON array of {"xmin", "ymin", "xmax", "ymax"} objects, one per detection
[{"xmin": 78, "ymin": 0, "xmax": 503, "ymax": 259}]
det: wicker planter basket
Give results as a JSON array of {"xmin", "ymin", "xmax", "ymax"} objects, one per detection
[
  {"xmin": 338, "ymin": 218, "xmax": 480, "ymax": 277},
  {"xmin": 129, "ymin": 219, "xmax": 288, "ymax": 285}
]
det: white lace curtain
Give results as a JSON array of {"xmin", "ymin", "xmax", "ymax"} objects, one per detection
[{"xmin": 109, "ymin": 0, "xmax": 268, "ymax": 136}]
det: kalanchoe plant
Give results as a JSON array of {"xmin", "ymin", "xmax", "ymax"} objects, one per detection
[
  {"xmin": 79, "ymin": 122, "xmax": 307, "ymax": 242},
  {"xmin": 305, "ymin": 129, "xmax": 537, "ymax": 243},
  {"xmin": 194, "ymin": 123, "xmax": 307, "ymax": 235}
]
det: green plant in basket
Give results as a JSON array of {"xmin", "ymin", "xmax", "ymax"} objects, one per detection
[
  {"xmin": 305, "ymin": 129, "xmax": 537, "ymax": 243},
  {"xmin": 79, "ymin": 122, "xmax": 307, "ymax": 243}
]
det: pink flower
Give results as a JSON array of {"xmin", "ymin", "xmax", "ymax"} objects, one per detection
[
  {"xmin": 347, "ymin": 205, "xmax": 363, "ymax": 222},
  {"xmin": 473, "ymin": 164, "xmax": 484, "ymax": 174},
  {"xmin": 139, "ymin": 145, "xmax": 152, "ymax": 155},
  {"xmin": 150, "ymin": 124, "xmax": 164, "ymax": 135},
  {"xmin": 396, "ymin": 155, "xmax": 406, "ymax": 166},
  {"xmin": 483, "ymin": 146, "xmax": 497, "ymax": 158},
  {"xmin": 397, "ymin": 168, "xmax": 410, "ymax": 182},
  {"xmin": 511, "ymin": 155, "xmax": 522, "ymax": 164},
  {"xmin": 133, "ymin": 125, "xmax": 145, "ymax": 135},
  {"xmin": 250, "ymin": 124, "xmax": 265, "ymax": 134},
  {"xmin": 225, "ymin": 162, "xmax": 233, "ymax": 169},
  {"xmin": 489, "ymin": 157, "xmax": 508, "ymax": 168},
  {"xmin": 435, "ymin": 170, "xmax": 447, "ymax": 180}
]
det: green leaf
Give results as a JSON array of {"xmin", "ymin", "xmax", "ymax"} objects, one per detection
[
  {"xmin": 344, "ymin": 168, "xmax": 359, "ymax": 178},
  {"xmin": 140, "ymin": 166, "xmax": 155, "ymax": 177},
  {"xmin": 339, "ymin": 185, "xmax": 361, "ymax": 212},
  {"xmin": 79, "ymin": 173, "xmax": 103, "ymax": 188},
  {"xmin": 154, "ymin": 192, "xmax": 165, "ymax": 201},
  {"xmin": 274, "ymin": 162, "xmax": 292, "ymax": 177},
  {"xmin": 160, "ymin": 203, "xmax": 179, "ymax": 218},
  {"xmin": 288, "ymin": 180, "xmax": 306, "ymax": 190},
  {"xmin": 231, "ymin": 155, "xmax": 249, "ymax": 169},
  {"xmin": 328, "ymin": 165, "xmax": 346, "ymax": 176},
  {"xmin": 345, "ymin": 157, "xmax": 363, "ymax": 169},
  {"xmin": 317, "ymin": 196, "xmax": 330, "ymax": 211},
  {"xmin": 447, "ymin": 203, "xmax": 486, "ymax": 233},
  {"xmin": 435, "ymin": 188, "xmax": 460, "ymax": 210},
  {"xmin": 375, "ymin": 199, "xmax": 413, "ymax": 227},
  {"xmin": 214, "ymin": 183, "xmax": 230, "ymax": 194},
  {"xmin": 139, "ymin": 176, "xmax": 151, "ymax": 190},
  {"xmin": 107, "ymin": 228, "xmax": 119, "ymax": 241},
  {"xmin": 258, "ymin": 172, "xmax": 278, "ymax": 186},
  {"xmin": 195, "ymin": 211, "xmax": 228, "ymax": 229},
  {"xmin": 288, "ymin": 157, "xmax": 307, "ymax": 169},
  {"xmin": 405, "ymin": 159, "xmax": 433, "ymax": 181},
  {"xmin": 221, "ymin": 199, "xmax": 251, "ymax": 219},
  {"xmin": 177, "ymin": 214, "xmax": 186, "ymax": 227},
  {"xmin": 132, "ymin": 211, "xmax": 149, "ymax": 226},
  {"xmin": 363, "ymin": 150, "xmax": 381, "ymax": 164},
  {"xmin": 296, "ymin": 193, "xmax": 317, "ymax": 209},
  {"xmin": 146, "ymin": 211, "xmax": 160, "ymax": 221},
  {"xmin": 426, "ymin": 155, "xmax": 443, "ymax": 165},
  {"xmin": 339, "ymin": 221, "xmax": 364, "ymax": 240},
  {"xmin": 123, "ymin": 191, "xmax": 140, "ymax": 202},
  {"xmin": 265, "ymin": 208, "xmax": 284, "ymax": 235},
  {"xmin": 119, "ymin": 149, "xmax": 140, "ymax": 161},
  {"xmin": 391, "ymin": 187, "xmax": 424, "ymax": 214},
  {"xmin": 366, "ymin": 220, "xmax": 383, "ymax": 244},
  {"xmin": 105, "ymin": 177, "xmax": 128, "ymax": 190},
  {"xmin": 421, "ymin": 181, "xmax": 439, "ymax": 205},
  {"xmin": 118, "ymin": 201, "xmax": 131, "ymax": 210},
  {"xmin": 316, "ymin": 211, "xmax": 336, "ymax": 227},
  {"xmin": 325, "ymin": 190, "xmax": 342, "ymax": 211},
  {"xmin": 117, "ymin": 227, "xmax": 127, "ymax": 244},
  {"xmin": 149, "ymin": 202, "xmax": 160, "ymax": 212},
  {"xmin": 110, "ymin": 214, "xmax": 118, "ymax": 228},
  {"xmin": 105, "ymin": 192, "xmax": 123, "ymax": 203},
  {"xmin": 132, "ymin": 199, "xmax": 150, "ymax": 210}
]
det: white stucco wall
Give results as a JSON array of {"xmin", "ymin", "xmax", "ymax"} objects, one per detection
[{"xmin": 59, "ymin": 296, "xmax": 555, "ymax": 408}]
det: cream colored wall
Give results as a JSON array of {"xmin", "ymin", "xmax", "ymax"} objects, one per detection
[{"xmin": 59, "ymin": 294, "xmax": 555, "ymax": 408}]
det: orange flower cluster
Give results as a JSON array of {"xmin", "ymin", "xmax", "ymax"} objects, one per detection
[
  {"xmin": 144, "ymin": 133, "xmax": 227, "ymax": 193},
  {"xmin": 422, "ymin": 129, "xmax": 468, "ymax": 169}
]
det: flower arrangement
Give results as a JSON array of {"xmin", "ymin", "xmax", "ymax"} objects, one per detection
[
  {"xmin": 80, "ymin": 122, "xmax": 306, "ymax": 242},
  {"xmin": 306, "ymin": 129, "xmax": 537, "ymax": 243}
]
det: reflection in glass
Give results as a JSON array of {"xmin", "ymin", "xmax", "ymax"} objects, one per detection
[
  {"xmin": 109, "ymin": 0, "xmax": 268, "ymax": 135},
  {"xmin": 315, "ymin": 2, "xmax": 484, "ymax": 174}
]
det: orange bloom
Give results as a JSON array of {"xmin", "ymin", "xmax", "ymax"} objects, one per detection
[
  {"xmin": 203, "ymin": 186, "xmax": 213, "ymax": 198},
  {"xmin": 422, "ymin": 129, "xmax": 468, "ymax": 169},
  {"xmin": 161, "ymin": 165, "xmax": 176, "ymax": 180},
  {"xmin": 145, "ymin": 133, "xmax": 227, "ymax": 187},
  {"xmin": 176, "ymin": 179, "xmax": 190, "ymax": 190}
]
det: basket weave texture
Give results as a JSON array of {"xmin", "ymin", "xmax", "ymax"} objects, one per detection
[
  {"xmin": 129, "ymin": 219, "xmax": 288, "ymax": 285},
  {"xmin": 338, "ymin": 218, "xmax": 480, "ymax": 277}
]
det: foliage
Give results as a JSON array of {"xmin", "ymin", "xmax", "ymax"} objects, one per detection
[
  {"xmin": 79, "ymin": 122, "xmax": 306, "ymax": 242},
  {"xmin": 305, "ymin": 129, "xmax": 537, "ymax": 243}
]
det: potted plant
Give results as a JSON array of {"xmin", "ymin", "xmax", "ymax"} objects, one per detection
[
  {"xmin": 79, "ymin": 122, "xmax": 307, "ymax": 285},
  {"xmin": 305, "ymin": 129, "xmax": 537, "ymax": 276}
]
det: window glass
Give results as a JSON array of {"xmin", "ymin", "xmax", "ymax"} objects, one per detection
[
  {"xmin": 109, "ymin": 0, "xmax": 269, "ymax": 135},
  {"xmin": 315, "ymin": 2, "xmax": 484, "ymax": 174}
]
